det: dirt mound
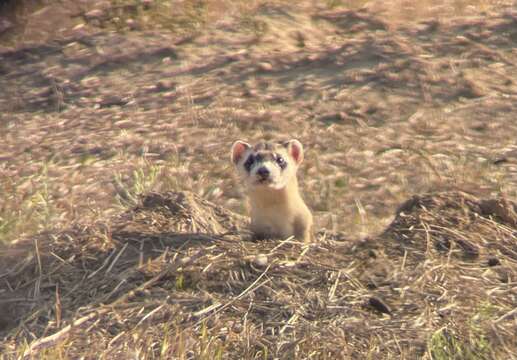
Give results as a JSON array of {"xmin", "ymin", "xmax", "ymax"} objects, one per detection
[
  {"xmin": 383, "ymin": 191, "xmax": 517, "ymax": 262},
  {"xmin": 116, "ymin": 191, "xmax": 246, "ymax": 236},
  {"xmin": 1, "ymin": 190, "xmax": 516, "ymax": 358}
]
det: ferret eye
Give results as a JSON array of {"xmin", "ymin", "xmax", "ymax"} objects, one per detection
[
  {"xmin": 244, "ymin": 155, "xmax": 255, "ymax": 172},
  {"xmin": 276, "ymin": 156, "xmax": 287, "ymax": 169}
]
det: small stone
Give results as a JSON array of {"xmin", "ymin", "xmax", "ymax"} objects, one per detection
[
  {"xmin": 156, "ymin": 80, "xmax": 176, "ymax": 91},
  {"xmin": 126, "ymin": 19, "xmax": 139, "ymax": 30},
  {"xmin": 252, "ymin": 254, "xmax": 268, "ymax": 268},
  {"xmin": 232, "ymin": 322, "xmax": 243, "ymax": 333},
  {"xmin": 258, "ymin": 62, "xmax": 273, "ymax": 72},
  {"xmin": 99, "ymin": 95, "xmax": 127, "ymax": 107},
  {"xmin": 368, "ymin": 296, "xmax": 392, "ymax": 315},
  {"xmin": 487, "ymin": 257, "xmax": 500, "ymax": 267},
  {"xmin": 85, "ymin": 9, "xmax": 104, "ymax": 19},
  {"xmin": 319, "ymin": 112, "xmax": 345, "ymax": 124}
]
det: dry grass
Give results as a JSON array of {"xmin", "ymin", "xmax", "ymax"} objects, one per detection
[
  {"xmin": 1, "ymin": 191, "xmax": 517, "ymax": 358},
  {"xmin": 2, "ymin": 0, "xmax": 517, "ymax": 358}
]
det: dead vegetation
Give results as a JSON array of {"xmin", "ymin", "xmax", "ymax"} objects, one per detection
[
  {"xmin": 2, "ymin": 0, "xmax": 517, "ymax": 358},
  {"xmin": 1, "ymin": 190, "xmax": 517, "ymax": 358}
]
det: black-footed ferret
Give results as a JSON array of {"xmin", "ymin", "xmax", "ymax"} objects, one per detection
[{"xmin": 231, "ymin": 139, "xmax": 313, "ymax": 242}]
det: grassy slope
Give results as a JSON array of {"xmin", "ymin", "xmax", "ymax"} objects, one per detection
[{"xmin": 1, "ymin": 0, "xmax": 517, "ymax": 358}]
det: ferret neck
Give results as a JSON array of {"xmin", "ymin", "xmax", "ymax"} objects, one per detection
[{"xmin": 248, "ymin": 176, "xmax": 300, "ymax": 208}]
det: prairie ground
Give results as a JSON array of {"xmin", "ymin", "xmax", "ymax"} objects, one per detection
[{"xmin": 1, "ymin": 0, "xmax": 517, "ymax": 358}]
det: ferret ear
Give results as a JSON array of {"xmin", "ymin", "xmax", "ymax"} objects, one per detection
[
  {"xmin": 231, "ymin": 141, "xmax": 251, "ymax": 165},
  {"xmin": 284, "ymin": 139, "xmax": 304, "ymax": 165}
]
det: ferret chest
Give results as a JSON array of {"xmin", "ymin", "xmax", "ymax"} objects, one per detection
[{"xmin": 250, "ymin": 204, "xmax": 294, "ymax": 239}]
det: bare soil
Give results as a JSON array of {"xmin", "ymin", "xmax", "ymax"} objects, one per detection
[{"xmin": 1, "ymin": 0, "xmax": 517, "ymax": 358}]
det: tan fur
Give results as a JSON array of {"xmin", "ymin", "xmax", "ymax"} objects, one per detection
[{"xmin": 231, "ymin": 140, "xmax": 313, "ymax": 242}]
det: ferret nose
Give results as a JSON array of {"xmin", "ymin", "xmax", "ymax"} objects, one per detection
[{"xmin": 257, "ymin": 167, "xmax": 270, "ymax": 179}]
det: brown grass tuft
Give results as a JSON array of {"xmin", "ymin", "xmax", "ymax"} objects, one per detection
[{"xmin": 1, "ymin": 190, "xmax": 516, "ymax": 358}]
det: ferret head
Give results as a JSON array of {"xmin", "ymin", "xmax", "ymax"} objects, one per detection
[{"xmin": 231, "ymin": 139, "xmax": 304, "ymax": 190}]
